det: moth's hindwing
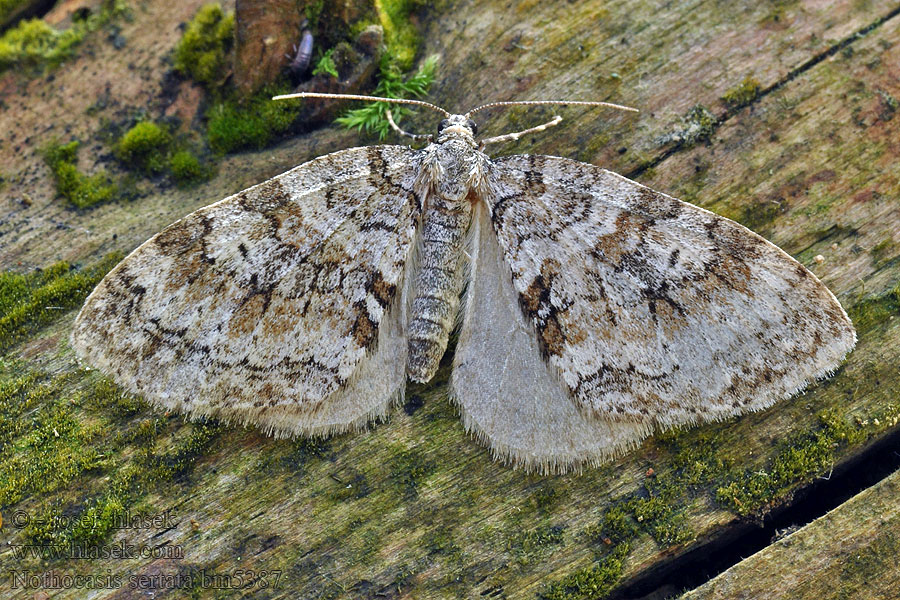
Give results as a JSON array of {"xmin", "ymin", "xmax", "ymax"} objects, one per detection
[
  {"xmin": 72, "ymin": 145, "xmax": 421, "ymax": 435},
  {"xmin": 486, "ymin": 154, "xmax": 856, "ymax": 427},
  {"xmin": 452, "ymin": 202, "xmax": 652, "ymax": 474}
]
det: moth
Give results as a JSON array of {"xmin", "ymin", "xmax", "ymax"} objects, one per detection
[{"xmin": 71, "ymin": 93, "xmax": 856, "ymax": 473}]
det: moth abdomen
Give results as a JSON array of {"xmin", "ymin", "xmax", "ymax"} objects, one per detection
[{"xmin": 407, "ymin": 198, "xmax": 472, "ymax": 383}]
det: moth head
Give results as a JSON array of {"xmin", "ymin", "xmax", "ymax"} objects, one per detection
[{"xmin": 437, "ymin": 114, "xmax": 478, "ymax": 142}]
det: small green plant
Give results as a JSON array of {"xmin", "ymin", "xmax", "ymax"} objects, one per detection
[
  {"xmin": 43, "ymin": 140, "xmax": 118, "ymax": 208},
  {"xmin": 115, "ymin": 121, "xmax": 172, "ymax": 173},
  {"xmin": 312, "ymin": 48, "xmax": 338, "ymax": 78},
  {"xmin": 173, "ymin": 3, "xmax": 234, "ymax": 88},
  {"xmin": 335, "ymin": 54, "xmax": 437, "ymax": 140}
]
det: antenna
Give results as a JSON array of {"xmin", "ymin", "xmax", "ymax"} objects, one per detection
[
  {"xmin": 466, "ymin": 99, "xmax": 638, "ymax": 118},
  {"xmin": 272, "ymin": 92, "xmax": 451, "ymax": 117}
]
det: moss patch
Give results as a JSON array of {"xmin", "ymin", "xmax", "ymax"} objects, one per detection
[
  {"xmin": 714, "ymin": 408, "xmax": 876, "ymax": 515},
  {"xmin": 721, "ymin": 75, "xmax": 763, "ymax": 109},
  {"xmin": 0, "ymin": 253, "xmax": 122, "ymax": 352},
  {"xmin": 115, "ymin": 121, "xmax": 172, "ymax": 174},
  {"xmin": 206, "ymin": 82, "xmax": 302, "ymax": 154},
  {"xmin": 43, "ymin": 140, "xmax": 119, "ymax": 208},
  {"xmin": 173, "ymin": 3, "xmax": 234, "ymax": 89},
  {"xmin": 847, "ymin": 283, "xmax": 900, "ymax": 334},
  {"xmin": 0, "ymin": 2, "xmax": 128, "ymax": 75},
  {"xmin": 1, "ymin": 361, "xmax": 222, "ymax": 554},
  {"xmin": 540, "ymin": 544, "xmax": 629, "ymax": 600},
  {"xmin": 374, "ymin": 0, "xmax": 425, "ymax": 71},
  {"xmin": 113, "ymin": 121, "xmax": 213, "ymax": 184}
]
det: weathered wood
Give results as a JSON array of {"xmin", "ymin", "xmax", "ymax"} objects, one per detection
[
  {"xmin": 1, "ymin": 0, "xmax": 899, "ymax": 599},
  {"xmin": 681, "ymin": 467, "xmax": 900, "ymax": 600}
]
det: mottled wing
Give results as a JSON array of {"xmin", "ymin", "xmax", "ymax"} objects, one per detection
[
  {"xmin": 452, "ymin": 202, "xmax": 651, "ymax": 473},
  {"xmin": 485, "ymin": 155, "xmax": 856, "ymax": 427},
  {"xmin": 72, "ymin": 146, "xmax": 421, "ymax": 436}
]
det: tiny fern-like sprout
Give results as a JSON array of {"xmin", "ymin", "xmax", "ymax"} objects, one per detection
[
  {"xmin": 312, "ymin": 48, "xmax": 338, "ymax": 78},
  {"xmin": 335, "ymin": 54, "xmax": 438, "ymax": 140}
]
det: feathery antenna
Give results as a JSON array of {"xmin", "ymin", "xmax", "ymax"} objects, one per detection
[{"xmin": 272, "ymin": 92, "xmax": 451, "ymax": 117}]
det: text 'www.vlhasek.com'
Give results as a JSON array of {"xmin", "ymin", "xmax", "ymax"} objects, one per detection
[{"xmin": 5, "ymin": 508, "xmax": 283, "ymax": 592}]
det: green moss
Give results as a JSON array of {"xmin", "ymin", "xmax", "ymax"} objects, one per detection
[
  {"xmin": 168, "ymin": 149, "xmax": 211, "ymax": 184},
  {"xmin": 0, "ymin": 346, "xmax": 223, "ymax": 558},
  {"xmin": 115, "ymin": 121, "xmax": 172, "ymax": 173},
  {"xmin": 112, "ymin": 121, "xmax": 211, "ymax": 184},
  {"xmin": 335, "ymin": 54, "xmax": 437, "ymax": 140},
  {"xmin": 43, "ymin": 140, "xmax": 119, "ymax": 208},
  {"xmin": 585, "ymin": 505, "xmax": 638, "ymax": 548},
  {"xmin": 207, "ymin": 82, "xmax": 301, "ymax": 154},
  {"xmin": 0, "ymin": 2, "xmax": 128, "ymax": 74},
  {"xmin": 721, "ymin": 75, "xmax": 763, "ymax": 109},
  {"xmin": 304, "ymin": 0, "xmax": 325, "ymax": 28},
  {"xmin": 533, "ymin": 485, "xmax": 562, "ymax": 512},
  {"xmin": 88, "ymin": 377, "xmax": 143, "ymax": 419},
  {"xmin": 173, "ymin": 3, "xmax": 234, "ymax": 88},
  {"xmin": 375, "ymin": 0, "xmax": 424, "ymax": 71},
  {"xmin": 0, "ymin": 0, "xmax": 31, "ymax": 26},
  {"xmin": 870, "ymin": 238, "xmax": 895, "ymax": 263},
  {"xmin": 715, "ymin": 409, "xmax": 868, "ymax": 516},
  {"xmin": 0, "ymin": 18, "xmax": 83, "ymax": 71},
  {"xmin": 0, "ymin": 253, "xmax": 122, "ymax": 352},
  {"xmin": 141, "ymin": 419, "xmax": 221, "ymax": 483},
  {"xmin": 847, "ymin": 283, "xmax": 900, "ymax": 334},
  {"xmin": 509, "ymin": 524, "xmax": 565, "ymax": 559},
  {"xmin": 540, "ymin": 544, "xmax": 629, "ymax": 600},
  {"xmin": 69, "ymin": 493, "xmax": 126, "ymax": 547},
  {"xmin": 0, "ymin": 384, "xmax": 103, "ymax": 505},
  {"xmin": 388, "ymin": 445, "xmax": 435, "ymax": 498},
  {"xmin": 737, "ymin": 198, "xmax": 784, "ymax": 231}
]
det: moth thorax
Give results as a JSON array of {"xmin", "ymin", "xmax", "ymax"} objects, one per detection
[{"xmin": 406, "ymin": 195, "xmax": 473, "ymax": 383}]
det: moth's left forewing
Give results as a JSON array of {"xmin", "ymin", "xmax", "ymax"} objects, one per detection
[
  {"xmin": 72, "ymin": 145, "xmax": 422, "ymax": 436},
  {"xmin": 484, "ymin": 154, "xmax": 856, "ymax": 428}
]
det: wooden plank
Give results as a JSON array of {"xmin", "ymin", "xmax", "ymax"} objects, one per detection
[
  {"xmin": 0, "ymin": 1, "xmax": 899, "ymax": 599},
  {"xmin": 681, "ymin": 467, "xmax": 900, "ymax": 600}
]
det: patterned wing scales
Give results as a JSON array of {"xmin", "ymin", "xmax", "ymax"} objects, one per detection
[
  {"xmin": 486, "ymin": 155, "xmax": 856, "ymax": 427},
  {"xmin": 72, "ymin": 146, "xmax": 421, "ymax": 435},
  {"xmin": 452, "ymin": 203, "xmax": 651, "ymax": 473}
]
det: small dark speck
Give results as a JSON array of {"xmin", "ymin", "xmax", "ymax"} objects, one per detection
[
  {"xmin": 403, "ymin": 394, "xmax": 425, "ymax": 416},
  {"xmin": 112, "ymin": 233, "xmax": 118, "ymax": 240},
  {"xmin": 618, "ymin": 147, "xmax": 627, "ymax": 154}
]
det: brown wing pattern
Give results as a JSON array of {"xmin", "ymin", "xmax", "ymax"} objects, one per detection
[
  {"xmin": 486, "ymin": 154, "xmax": 856, "ymax": 427},
  {"xmin": 72, "ymin": 146, "xmax": 421, "ymax": 433}
]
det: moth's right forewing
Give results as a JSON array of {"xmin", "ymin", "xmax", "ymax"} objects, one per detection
[
  {"xmin": 72, "ymin": 145, "xmax": 422, "ymax": 433},
  {"xmin": 485, "ymin": 154, "xmax": 855, "ymax": 428}
]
